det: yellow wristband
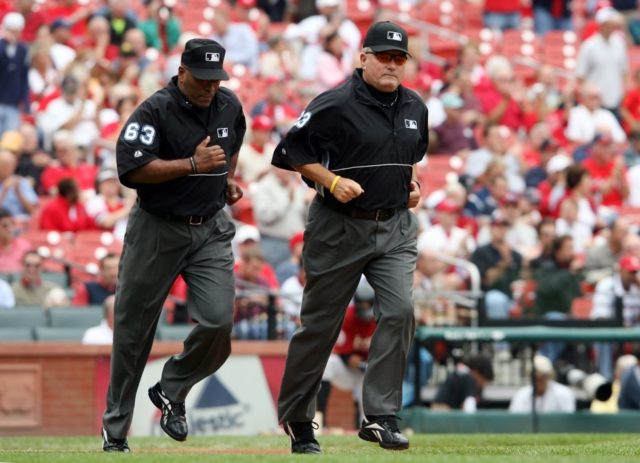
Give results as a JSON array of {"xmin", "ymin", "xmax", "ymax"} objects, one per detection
[{"xmin": 329, "ymin": 175, "xmax": 341, "ymax": 194}]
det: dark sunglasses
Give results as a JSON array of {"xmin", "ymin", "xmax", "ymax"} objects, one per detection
[{"xmin": 366, "ymin": 52, "xmax": 408, "ymax": 66}]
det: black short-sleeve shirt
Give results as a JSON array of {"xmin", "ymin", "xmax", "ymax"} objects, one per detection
[
  {"xmin": 116, "ymin": 77, "xmax": 246, "ymax": 216},
  {"xmin": 272, "ymin": 69, "xmax": 429, "ymax": 210}
]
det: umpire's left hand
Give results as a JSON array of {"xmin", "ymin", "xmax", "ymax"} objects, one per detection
[
  {"xmin": 226, "ymin": 178, "xmax": 243, "ymax": 205},
  {"xmin": 408, "ymin": 180, "xmax": 421, "ymax": 208}
]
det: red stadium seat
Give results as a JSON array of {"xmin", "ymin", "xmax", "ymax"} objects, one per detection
[{"xmin": 570, "ymin": 296, "xmax": 593, "ymax": 320}]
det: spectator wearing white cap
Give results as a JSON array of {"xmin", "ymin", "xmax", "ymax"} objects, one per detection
[
  {"xmin": 509, "ymin": 355, "xmax": 576, "ymax": 413},
  {"xmin": 575, "ymin": 7, "xmax": 628, "ymax": 112},
  {"xmin": 0, "ymin": 12, "xmax": 29, "ymax": 137}
]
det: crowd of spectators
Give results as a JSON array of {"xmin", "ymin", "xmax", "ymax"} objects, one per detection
[{"xmin": 1, "ymin": 0, "xmax": 640, "ymax": 399}]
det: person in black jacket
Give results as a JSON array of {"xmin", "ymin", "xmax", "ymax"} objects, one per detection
[
  {"xmin": 101, "ymin": 38, "xmax": 246, "ymax": 453},
  {"xmin": 273, "ymin": 21, "xmax": 428, "ymax": 453}
]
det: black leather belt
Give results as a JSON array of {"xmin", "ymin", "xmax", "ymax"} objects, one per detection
[
  {"xmin": 322, "ymin": 199, "xmax": 397, "ymax": 221},
  {"xmin": 139, "ymin": 203, "xmax": 215, "ymax": 226}
]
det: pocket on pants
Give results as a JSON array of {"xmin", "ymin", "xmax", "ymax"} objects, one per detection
[{"xmin": 303, "ymin": 208, "xmax": 346, "ymax": 274}]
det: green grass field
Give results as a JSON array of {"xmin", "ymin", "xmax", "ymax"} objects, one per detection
[{"xmin": 1, "ymin": 434, "xmax": 640, "ymax": 463}]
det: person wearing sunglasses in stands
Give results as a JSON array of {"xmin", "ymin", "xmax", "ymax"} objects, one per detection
[{"xmin": 272, "ymin": 21, "xmax": 428, "ymax": 453}]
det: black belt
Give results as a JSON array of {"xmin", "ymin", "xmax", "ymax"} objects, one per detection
[
  {"xmin": 322, "ymin": 199, "xmax": 398, "ymax": 221},
  {"xmin": 139, "ymin": 203, "xmax": 215, "ymax": 226}
]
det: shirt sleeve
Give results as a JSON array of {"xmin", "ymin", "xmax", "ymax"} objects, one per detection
[
  {"xmin": 115, "ymin": 101, "xmax": 161, "ymax": 188},
  {"xmin": 271, "ymin": 91, "xmax": 341, "ymax": 171},
  {"xmin": 231, "ymin": 109, "xmax": 247, "ymax": 156},
  {"xmin": 591, "ymin": 278, "xmax": 615, "ymax": 319}
]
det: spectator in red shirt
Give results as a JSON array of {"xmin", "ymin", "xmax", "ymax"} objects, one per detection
[
  {"xmin": 14, "ymin": 0, "xmax": 47, "ymax": 43},
  {"xmin": 620, "ymin": 68, "xmax": 640, "ymax": 135},
  {"xmin": 42, "ymin": 0, "xmax": 92, "ymax": 40},
  {"xmin": 475, "ymin": 56, "xmax": 525, "ymax": 132},
  {"xmin": 250, "ymin": 76, "xmax": 299, "ymax": 136},
  {"xmin": 582, "ymin": 133, "xmax": 628, "ymax": 207},
  {"xmin": 39, "ymin": 178, "xmax": 96, "ymax": 232},
  {"xmin": 40, "ymin": 130, "xmax": 98, "ymax": 196},
  {"xmin": 72, "ymin": 252, "xmax": 119, "ymax": 306}
]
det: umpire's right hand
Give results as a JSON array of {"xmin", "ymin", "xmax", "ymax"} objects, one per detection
[
  {"xmin": 193, "ymin": 136, "xmax": 227, "ymax": 172},
  {"xmin": 332, "ymin": 176, "xmax": 364, "ymax": 203}
]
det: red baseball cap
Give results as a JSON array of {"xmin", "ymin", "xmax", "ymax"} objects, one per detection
[
  {"xmin": 619, "ymin": 254, "xmax": 640, "ymax": 272},
  {"xmin": 251, "ymin": 115, "xmax": 274, "ymax": 132},
  {"xmin": 289, "ymin": 231, "xmax": 304, "ymax": 251},
  {"xmin": 436, "ymin": 198, "xmax": 460, "ymax": 213}
]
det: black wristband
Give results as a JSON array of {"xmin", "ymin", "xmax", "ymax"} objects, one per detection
[{"xmin": 189, "ymin": 156, "xmax": 198, "ymax": 174}]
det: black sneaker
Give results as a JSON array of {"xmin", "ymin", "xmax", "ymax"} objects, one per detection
[
  {"xmin": 283, "ymin": 421, "xmax": 322, "ymax": 454},
  {"xmin": 358, "ymin": 415, "xmax": 409, "ymax": 450},
  {"xmin": 148, "ymin": 382, "xmax": 188, "ymax": 441},
  {"xmin": 102, "ymin": 427, "xmax": 131, "ymax": 453}
]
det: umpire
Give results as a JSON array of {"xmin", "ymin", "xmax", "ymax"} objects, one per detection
[
  {"xmin": 273, "ymin": 21, "xmax": 428, "ymax": 453},
  {"xmin": 101, "ymin": 38, "xmax": 246, "ymax": 452}
]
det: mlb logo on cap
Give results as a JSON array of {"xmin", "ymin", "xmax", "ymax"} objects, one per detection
[
  {"xmin": 363, "ymin": 21, "xmax": 410, "ymax": 55},
  {"xmin": 181, "ymin": 38, "xmax": 229, "ymax": 80},
  {"xmin": 387, "ymin": 31, "xmax": 402, "ymax": 41}
]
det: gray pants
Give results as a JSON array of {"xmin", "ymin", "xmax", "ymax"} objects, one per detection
[
  {"xmin": 103, "ymin": 204, "xmax": 236, "ymax": 438},
  {"xmin": 278, "ymin": 198, "xmax": 418, "ymax": 422}
]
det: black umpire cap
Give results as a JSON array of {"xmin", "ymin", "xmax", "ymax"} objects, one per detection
[
  {"xmin": 363, "ymin": 21, "xmax": 410, "ymax": 55},
  {"xmin": 181, "ymin": 38, "xmax": 230, "ymax": 81}
]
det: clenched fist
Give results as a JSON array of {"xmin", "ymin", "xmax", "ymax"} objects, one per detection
[{"xmin": 331, "ymin": 176, "xmax": 364, "ymax": 203}]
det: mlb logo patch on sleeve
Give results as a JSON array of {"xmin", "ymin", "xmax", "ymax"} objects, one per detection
[{"xmin": 217, "ymin": 128, "xmax": 229, "ymax": 138}]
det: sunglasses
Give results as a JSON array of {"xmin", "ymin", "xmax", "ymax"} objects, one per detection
[{"xmin": 367, "ymin": 52, "xmax": 408, "ymax": 66}]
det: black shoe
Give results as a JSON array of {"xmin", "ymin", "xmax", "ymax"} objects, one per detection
[
  {"xmin": 148, "ymin": 382, "xmax": 188, "ymax": 441},
  {"xmin": 102, "ymin": 427, "xmax": 131, "ymax": 453},
  {"xmin": 358, "ymin": 415, "xmax": 409, "ymax": 450},
  {"xmin": 283, "ymin": 421, "xmax": 322, "ymax": 454}
]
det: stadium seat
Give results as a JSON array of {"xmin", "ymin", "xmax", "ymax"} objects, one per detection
[
  {"xmin": 47, "ymin": 306, "xmax": 103, "ymax": 328},
  {"xmin": 0, "ymin": 308, "xmax": 47, "ymax": 328},
  {"xmin": 570, "ymin": 297, "xmax": 593, "ymax": 320},
  {"xmin": 41, "ymin": 270, "xmax": 69, "ymax": 288},
  {"xmin": 33, "ymin": 326, "xmax": 87, "ymax": 342},
  {"xmin": 0, "ymin": 271, "xmax": 20, "ymax": 285},
  {"xmin": 157, "ymin": 325, "xmax": 195, "ymax": 341},
  {"xmin": 0, "ymin": 327, "xmax": 34, "ymax": 342}
]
